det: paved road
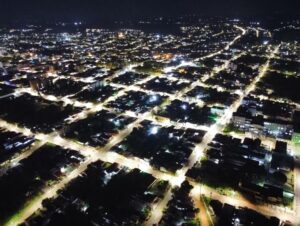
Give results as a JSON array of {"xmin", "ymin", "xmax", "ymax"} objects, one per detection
[
  {"xmin": 1, "ymin": 38, "xmax": 298, "ymax": 226},
  {"xmin": 190, "ymin": 182, "xmax": 296, "ymax": 224},
  {"xmin": 143, "ymin": 26, "xmax": 249, "ymax": 226},
  {"xmin": 143, "ymin": 188, "xmax": 173, "ymax": 226},
  {"xmin": 191, "ymin": 186, "xmax": 211, "ymax": 226},
  {"xmin": 3, "ymin": 116, "xmax": 144, "ymax": 226}
]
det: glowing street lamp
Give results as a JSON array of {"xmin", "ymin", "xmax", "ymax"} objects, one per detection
[
  {"xmin": 181, "ymin": 104, "xmax": 188, "ymax": 110},
  {"xmin": 149, "ymin": 126, "xmax": 160, "ymax": 135}
]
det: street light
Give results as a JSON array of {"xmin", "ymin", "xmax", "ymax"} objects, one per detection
[{"xmin": 149, "ymin": 126, "xmax": 160, "ymax": 135}]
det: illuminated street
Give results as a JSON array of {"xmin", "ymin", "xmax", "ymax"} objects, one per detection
[{"xmin": 0, "ymin": 11, "xmax": 299, "ymax": 226}]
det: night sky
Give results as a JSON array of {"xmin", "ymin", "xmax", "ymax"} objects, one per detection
[{"xmin": 0, "ymin": 0, "xmax": 299, "ymax": 25}]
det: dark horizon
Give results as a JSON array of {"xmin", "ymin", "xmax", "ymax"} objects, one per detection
[{"xmin": 0, "ymin": 0, "xmax": 299, "ymax": 26}]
